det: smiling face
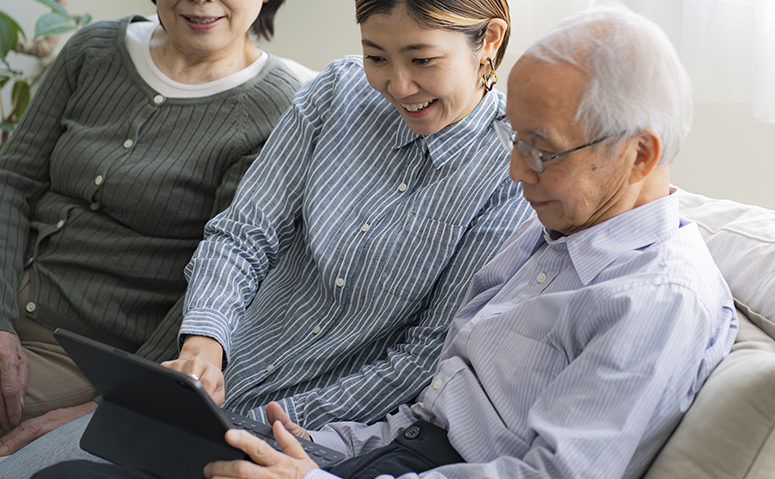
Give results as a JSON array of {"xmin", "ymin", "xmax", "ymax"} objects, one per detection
[
  {"xmin": 359, "ymin": 5, "xmax": 491, "ymax": 136},
  {"xmin": 155, "ymin": 0, "xmax": 264, "ymax": 57},
  {"xmin": 506, "ymin": 56, "xmax": 648, "ymax": 236}
]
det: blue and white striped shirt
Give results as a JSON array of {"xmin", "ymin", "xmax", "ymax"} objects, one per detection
[
  {"xmin": 180, "ymin": 56, "xmax": 534, "ymax": 428},
  {"xmin": 309, "ymin": 192, "xmax": 738, "ymax": 479}
]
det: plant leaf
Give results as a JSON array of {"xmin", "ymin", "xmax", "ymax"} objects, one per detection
[
  {"xmin": 11, "ymin": 79, "xmax": 31, "ymax": 120},
  {"xmin": 35, "ymin": 12, "xmax": 75, "ymax": 38},
  {"xmin": 0, "ymin": 11, "xmax": 24, "ymax": 60},
  {"xmin": 0, "ymin": 122, "xmax": 15, "ymax": 133},
  {"xmin": 32, "ymin": 0, "xmax": 69, "ymax": 18},
  {"xmin": 80, "ymin": 13, "xmax": 92, "ymax": 26}
]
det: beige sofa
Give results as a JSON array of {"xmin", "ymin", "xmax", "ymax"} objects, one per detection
[{"xmin": 644, "ymin": 189, "xmax": 775, "ymax": 478}]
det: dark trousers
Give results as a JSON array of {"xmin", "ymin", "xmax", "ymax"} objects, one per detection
[
  {"xmin": 326, "ymin": 420, "xmax": 463, "ymax": 479},
  {"xmin": 32, "ymin": 421, "xmax": 461, "ymax": 479},
  {"xmin": 31, "ymin": 462, "xmax": 161, "ymax": 479}
]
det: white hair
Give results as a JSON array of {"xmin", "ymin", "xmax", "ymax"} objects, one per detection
[{"xmin": 523, "ymin": 5, "xmax": 693, "ymax": 164}]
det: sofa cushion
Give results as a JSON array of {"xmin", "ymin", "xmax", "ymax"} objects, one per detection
[{"xmin": 677, "ymin": 188, "xmax": 775, "ymax": 337}]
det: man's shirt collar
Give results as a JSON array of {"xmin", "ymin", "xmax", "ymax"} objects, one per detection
[{"xmin": 538, "ymin": 192, "xmax": 680, "ymax": 285}]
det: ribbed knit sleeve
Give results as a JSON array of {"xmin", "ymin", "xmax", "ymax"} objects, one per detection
[{"xmin": 0, "ymin": 16, "xmax": 299, "ymax": 357}]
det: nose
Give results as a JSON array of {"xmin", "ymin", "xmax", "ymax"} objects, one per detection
[
  {"xmin": 509, "ymin": 146, "xmax": 539, "ymax": 185},
  {"xmin": 388, "ymin": 66, "xmax": 419, "ymax": 99}
]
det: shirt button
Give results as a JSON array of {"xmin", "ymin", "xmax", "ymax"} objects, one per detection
[
  {"xmin": 266, "ymin": 364, "xmax": 274, "ymax": 373},
  {"xmin": 360, "ymin": 223, "xmax": 370, "ymax": 233},
  {"xmin": 153, "ymin": 94, "xmax": 164, "ymax": 104},
  {"xmin": 433, "ymin": 379, "xmax": 443, "ymax": 390},
  {"xmin": 470, "ymin": 316, "xmax": 481, "ymax": 325},
  {"xmin": 26, "ymin": 302, "xmax": 36, "ymax": 313},
  {"xmin": 90, "ymin": 202, "xmax": 100, "ymax": 211},
  {"xmin": 56, "ymin": 220, "xmax": 65, "ymax": 229},
  {"xmin": 312, "ymin": 326, "xmax": 321, "ymax": 334},
  {"xmin": 397, "ymin": 183, "xmax": 408, "ymax": 192},
  {"xmin": 94, "ymin": 175, "xmax": 104, "ymax": 185},
  {"xmin": 537, "ymin": 272, "xmax": 547, "ymax": 284},
  {"xmin": 335, "ymin": 277, "xmax": 345, "ymax": 287},
  {"xmin": 123, "ymin": 139, "xmax": 133, "ymax": 149}
]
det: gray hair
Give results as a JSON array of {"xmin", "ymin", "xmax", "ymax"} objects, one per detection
[{"xmin": 523, "ymin": 5, "xmax": 693, "ymax": 164}]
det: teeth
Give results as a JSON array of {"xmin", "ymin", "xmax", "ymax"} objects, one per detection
[
  {"xmin": 187, "ymin": 17, "xmax": 219, "ymax": 24},
  {"xmin": 401, "ymin": 100, "xmax": 434, "ymax": 112}
]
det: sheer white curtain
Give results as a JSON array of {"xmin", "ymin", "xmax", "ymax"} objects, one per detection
[{"xmin": 506, "ymin": 0, "xmax": 775, "ymax": 122}]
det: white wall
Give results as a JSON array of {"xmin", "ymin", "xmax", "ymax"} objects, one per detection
[{"xmin": 6, "ymin": 0, "xmax": 774, "ymax": 209}]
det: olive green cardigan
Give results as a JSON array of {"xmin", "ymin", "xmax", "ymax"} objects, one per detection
[{"xmin": 0, "ymin": 15, "xmax": 300, "ymax": 361}]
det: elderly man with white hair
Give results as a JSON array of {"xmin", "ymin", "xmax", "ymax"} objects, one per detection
[{"xmin": 31, "ymin": 5, "xmax": 738, "ymax": 479}]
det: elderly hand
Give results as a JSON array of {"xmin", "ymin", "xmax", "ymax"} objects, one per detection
[
  {"xmin": 204, "ymin": 421, "xmax": 319, "ymax": 479},
  {"xmin": 162, "ymin": 335, "xmax": 225, "ymax": 406},
  {"xmin": 0, "ymin": 331, "xmax": 29, "ymax": 431},
  {"xmin": 266, "ymin": 402, "xmax": 311, "ymax": 442},
  {"xmin": 0, "ymin": 400, "xmax": 97, "ymax": 456}
]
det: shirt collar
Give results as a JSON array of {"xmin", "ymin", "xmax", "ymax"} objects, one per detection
[
  {"xmin": 391, "ymin": 90, "xmax": 503, "ymax": 169},
  {"xmin": 539, "ymin": 192, "xmax": 681, "ymax": 285}
]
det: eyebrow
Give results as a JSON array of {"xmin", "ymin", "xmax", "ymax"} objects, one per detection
[
  {"xmin": 522, "ymin": 128, "xmax": 553, "ymax": 144},
  {"xmin": 361, "ymin": 39, "xmax": 436, "ymax": 54}
]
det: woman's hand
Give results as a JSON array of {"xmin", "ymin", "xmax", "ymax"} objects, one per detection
[
  {"xmin": 162, "ymin": 335, "xmax": 225, "ymax": 406},
  {"xmin": 0, "ymin": 401, "xmax": 97, "ymax": 455},
  {"xmin": 0, "ymin": 331, "xmax": 29, "ymax": 431},
  {"xmin": 204, "ymin": 421, "xmax": 319, "ymax": 479}
]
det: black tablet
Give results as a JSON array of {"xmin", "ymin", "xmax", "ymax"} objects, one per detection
[{"xmin": 54, "ymin": 328, "xmax": 345, "ymax": 479}]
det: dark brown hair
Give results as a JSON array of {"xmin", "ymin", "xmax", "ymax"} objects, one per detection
[{"xmin": 355, "ymin": 0, "xmax": 511, "ymax": 68}]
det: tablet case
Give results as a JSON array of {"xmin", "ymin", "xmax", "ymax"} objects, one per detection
[{"xmin": 53, "ymin": 328, "xmax": 344, "ymax": 479}]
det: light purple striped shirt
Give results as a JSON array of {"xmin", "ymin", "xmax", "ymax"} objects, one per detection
[{"xmin": 309, "ymin": 191, "xmax": 737, "ymax": 479}]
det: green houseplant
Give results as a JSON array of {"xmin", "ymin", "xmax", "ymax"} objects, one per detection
[{"xmin": 0, "ymin": 0, "xmax": 91, "ymax": 147}]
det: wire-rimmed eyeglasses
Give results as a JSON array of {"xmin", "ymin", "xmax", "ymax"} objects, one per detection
[{"xmin": 491, "ymin": 115, "xmax": 617, "ymax": 173}]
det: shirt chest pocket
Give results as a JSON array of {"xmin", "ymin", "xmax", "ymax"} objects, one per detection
[{"xmin": 376, "ymin": 212, "xmax": 466, "ymax": 302}]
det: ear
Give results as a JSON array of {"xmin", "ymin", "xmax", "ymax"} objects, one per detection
[
  {"xmin": 481, "ymin": 19, "xmax": 508, "ymax": 64},
  {"xmin": 629, "ymin": 129, "xmax": 663, "ymax": 184}
]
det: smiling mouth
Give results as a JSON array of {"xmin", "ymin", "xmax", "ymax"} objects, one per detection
[
  {"xmin": 184, "ymin": 16, "xmax": 222, "ymax": 24},
  {"xmin": 401, "ymin": 100, "xmax": 436, "ymax": 113}
]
